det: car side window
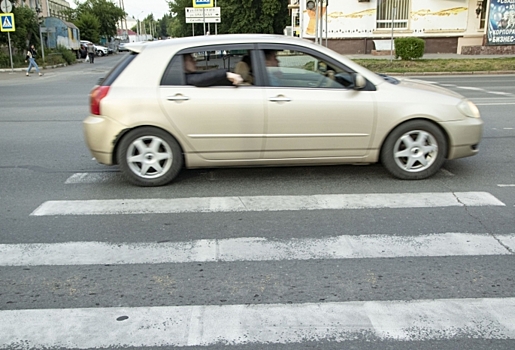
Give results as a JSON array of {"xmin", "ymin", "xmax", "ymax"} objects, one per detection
[
  {"xmin": 262, "ymin": 48, "xmax": 352, "ymax": 89},
  {"xmin": 161, "ymin": 46, "xmax": 255, "ymax": 87}
]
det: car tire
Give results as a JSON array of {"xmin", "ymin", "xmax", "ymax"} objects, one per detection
[
  {"xmin": 380, "ymin": 120, "xmax": 447, "ymax": 180},
  {"xmin": 117, "ymin": 127, "xmax": 183, "ymax": 187}
]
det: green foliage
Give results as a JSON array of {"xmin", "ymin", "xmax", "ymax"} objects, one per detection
[
  {"xmin": 75, "ymin": 12, "xmax": 101, "ymax": 43},
  {"xmin": 168, "ymin": 0, "xmax": 289, "ymax": 37},
  {"xmin": 69, "ymin": 0, "xmax": 125, "ymax": 39},
  {"xmin": 55, "ymin": 45, "xmax": 77, "ymax": 64},
  {"xmin": 0, "ymin": 51, "xmax": 29, "ymax": 68},
  {"xmin": 45, "ymin": 52, "xmax": 66, "ymax": 66},
  {"xmin": 394, "ymin": 37, "xmax": 425, "ymax": 60},
  {"xmin": 157, "ymin": 14, "xmax": 171, "ymax": 38},
  {"xmin": 0, "ymin": 6, "xmax": 40, "ymax": 53}
]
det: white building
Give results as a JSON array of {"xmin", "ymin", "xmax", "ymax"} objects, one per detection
[
  {"xmin": 14, "ymin": 0, "xmax": 72, "ymax": 19},
  {"xmin": 289, "ymin": 0, "xmax": 514, "ymax": 54}
]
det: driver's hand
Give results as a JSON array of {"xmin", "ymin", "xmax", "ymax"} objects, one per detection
[{"xmin": 226, "ymin": 72, "xmax": 243, "ymax": 86}]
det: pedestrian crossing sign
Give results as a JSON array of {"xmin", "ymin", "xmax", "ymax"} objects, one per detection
[{"xmin": 0, "ymin": 13, "xmax": 15, "ymax": 32}]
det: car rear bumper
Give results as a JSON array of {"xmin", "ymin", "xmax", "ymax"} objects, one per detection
[
  {"xmin": 441, "ymin": 117, "xmax": 483, "ymax": 160},
  {"xmin": 83, "ymin": 115, "xmax": 126, "ymax": 165}
]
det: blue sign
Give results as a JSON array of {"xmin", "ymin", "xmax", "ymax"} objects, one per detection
[
  {"xmin": 487, "ymin": 0, "xmax": 515, "ymax": 45},
  {"xmin": 193, "ymin": 0, "xmax": 213, "ymax": 8},
  {"xmin": 0, "ymin": 13, "xmax": 15, "ymax": 32}
]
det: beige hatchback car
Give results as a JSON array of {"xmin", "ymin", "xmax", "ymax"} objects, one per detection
[{"xmin": 84, "ymin": 34, "xmax": 483, "ymax": 186}]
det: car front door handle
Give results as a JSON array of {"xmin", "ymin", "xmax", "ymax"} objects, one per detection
[
  {"xmin": 269, "ymin": 96, "xmax": 291, "ymax": 103},
  {"xmin": 167, "ymin": 94, "xmax": 190, "ymax": 101}
]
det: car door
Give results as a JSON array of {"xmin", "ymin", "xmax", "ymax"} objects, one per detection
[
  {"xmin": 159, "ymin": 45, "xmax": 266, "ymax": 161},
  {"xmin": 258, "ymin": 44, "xmax": 376, "ymax": 160}
]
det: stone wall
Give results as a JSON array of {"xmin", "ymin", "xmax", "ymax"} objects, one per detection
[{"xmin": 461, "ymin": 45, "xmax": 515, "ymax": 55}]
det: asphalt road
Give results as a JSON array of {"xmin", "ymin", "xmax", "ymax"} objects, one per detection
[{"xmin": 0, "ymin": 54, "xmax": 514, "ymax": 350}]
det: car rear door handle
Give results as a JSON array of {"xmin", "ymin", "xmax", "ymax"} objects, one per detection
[
  {"xmin": 167, "ymin": 94, "xmax": 190, "ymax": 101},
  {"xmin": 269, "ymin": 96, "xmax": 291, "ymax": 103}
]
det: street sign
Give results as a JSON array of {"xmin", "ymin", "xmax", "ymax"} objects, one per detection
[
  {"xmin": 0, "ymin": 13, "xmax": 14, "ymax": 32},
  {"xmin": 186, "ymin": 17, "xmax": 220, "ymax": 23},
  {"xmin": 1, "ymin": 0, "xmax": 12, "ymax": 13},
  {"xmin": 192, "ymin": 0, "xmax": 213, "ymax": 8},
  {"xmin": 39, "ymin": 27, "xmax": 56, "ymax": 33},
  {"xmin": 185, "ymin": 7, "xmax": 220, "ymax": 18}
]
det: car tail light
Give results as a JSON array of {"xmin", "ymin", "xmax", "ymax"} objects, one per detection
[{"xmin": 90, "ymin": 86, "xmax": 110, "ymax": 115}]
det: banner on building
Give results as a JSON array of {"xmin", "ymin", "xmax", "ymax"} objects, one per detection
[{"xmin": 487, "ymin": 0, "xmax": 515, "ymax": 45}]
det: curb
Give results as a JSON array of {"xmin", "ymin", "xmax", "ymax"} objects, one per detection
[
  {"xmin": 0, "ymin": 63, "xmax": 69, "ymax": 73},
  {"xmin": 381, "ymin": 70, "xmax": 515, "ymax": 76}
]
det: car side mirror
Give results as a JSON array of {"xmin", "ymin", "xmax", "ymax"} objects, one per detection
[{"xmin": 353, "ymin": 73, "xmax": 366, "ymax": 90}]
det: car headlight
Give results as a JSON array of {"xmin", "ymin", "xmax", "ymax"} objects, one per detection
[{"xmin": 457, "ymin": 99, "xmax": 480, "ymax": 119}]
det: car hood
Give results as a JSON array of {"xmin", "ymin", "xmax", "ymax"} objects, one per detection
[{"xmin": 396, "ymin": 78, "xmax": 464, "ymax": 99}]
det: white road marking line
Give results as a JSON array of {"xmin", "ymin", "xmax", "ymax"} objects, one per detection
[
  {"xmin": 2, "ymin": 297, "xmax": 515, "ymax": 348},
  {"xmin": 498, "ymin": 184, "xmax": 515, "ymax": 187},
  {"xmin": 475, "ymin": 102, "xmax": 515, "ymax": 106},
  {"xmin": 0, "ymin": 233, "xmax": 513, "ymax": 266},
  {"xmin": 30, "ymin": 192, "xmax": 505, "ymax": 216},
  {"xmin": 504, "ymin": 127, "xmax": 514, "ymax": 130},
  {"xmin": 65, "ymin": 172, "xmax": 117, "ymax": 184},
  {"xmin": 488, "ymin": 91, "xmax": 513, "ymax": 95}
]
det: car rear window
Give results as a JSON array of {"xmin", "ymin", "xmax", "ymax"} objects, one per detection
[{"xmin": 99, "ymin": 52, "xmax": 137, "ymax": 86}]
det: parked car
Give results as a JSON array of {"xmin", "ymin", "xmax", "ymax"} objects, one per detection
[
  {"xmin": 83, "ymin": 34, "xmax": 483, "ymax": 187},
  {"xmin": 80, "ymin": 40, "xmax": 109, "ymax": 56},
  {"xmin": 118, "ymin": 42, "xmax": 129, "ymax": 52}
]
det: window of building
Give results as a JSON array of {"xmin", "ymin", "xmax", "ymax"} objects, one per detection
[
  {"xmin": 376, "ymin": 0, "xmax": 410, "ymax": 29},
  {"xmin": 479, "ymin": 0, "xmax": 487, "ymax": 29}
]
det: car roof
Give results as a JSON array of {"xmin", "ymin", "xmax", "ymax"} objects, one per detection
[{"xmin": 125, "ymin": 34, "xmax": 321, "ymax": 54}]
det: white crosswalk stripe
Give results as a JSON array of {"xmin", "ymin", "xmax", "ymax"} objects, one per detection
[
  {"xmin": 2, "ymin": 297, "xmax": 515, "ymax": 348},
  {"xmin": 30, "ymin": 191, "xmax": 505, "ymax": 216},
  {"xmin": 0, "ymin": 233, "xmax": 513, "ymax": 266}
]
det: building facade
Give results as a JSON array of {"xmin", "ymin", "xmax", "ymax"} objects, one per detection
[
  {"xmin": 14, "ymin": 0, "xmax": 71, "ymax": 20},
  {"xmin": 289, "ymin": 0, "xmax": 514, "ymax": 54}
]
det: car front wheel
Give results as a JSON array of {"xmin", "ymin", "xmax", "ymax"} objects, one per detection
[
  {"xmin": 117, "ymin": 127, "xmax": 183, "ymax": 186},
  {"xmin": 380, "ymin": 120, "xmax": 447, "ymax": 180}
]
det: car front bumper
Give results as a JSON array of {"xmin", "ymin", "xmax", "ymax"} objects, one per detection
[{"xmin": 441, "ymin": 117, "xmax": 483, "ymax": 160}]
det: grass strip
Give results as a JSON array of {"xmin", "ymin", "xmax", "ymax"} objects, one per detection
[{"xmin": 354, "ymin": 58, "xmax": 515, "ymax": 74}]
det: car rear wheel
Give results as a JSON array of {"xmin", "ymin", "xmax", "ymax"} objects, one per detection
[
  {"xmin": 380, "ymin": 120, "xmax": 447, "ymax": 180},
  {"xmin": 117, "ymin": 127, "xmax": 183, "ymax": 186}
]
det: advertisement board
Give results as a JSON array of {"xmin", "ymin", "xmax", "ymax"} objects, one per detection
[{"xmin": 487, "ymin": 0, "xmax": 515, "ymax": 45}]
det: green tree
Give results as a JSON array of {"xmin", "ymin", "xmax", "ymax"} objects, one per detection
[
  {"xmin": 0, "ymin": 5, "xmax": 40, "ymax": 53},
  {"xmin": 157, "ymin": 14, "xmax": 171, "ymax": 39},
  {"xmin": 74, "ymin": 12, "xmax": 101, "ymax": 43},
  {"xmin": 167, "ymin": 0, "xmax": 289, "ymax": 37},
  {"xmin": 67, "ymin": 0, "xmax": 125, "ymax": 39}
]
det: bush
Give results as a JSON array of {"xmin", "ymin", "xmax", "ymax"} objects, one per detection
[
  {"xmin": 45, "ymin": 53, "xmax": 66, "ymax": 66},
  {"xmin": 55, "ymin": 45, "xmax": 77, "ymax": 65},
  {"xmin": 394, "ymin": 37, "xmax": 425, "ymax": 60},
  {"xmin": 0, "ymin": 52, "xmax": 27, "ymax": 68}
]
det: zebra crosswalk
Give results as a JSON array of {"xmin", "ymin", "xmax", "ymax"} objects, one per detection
[{"xmin": 2, "ymin": 188, "xmax": 514, "ymax": 349}]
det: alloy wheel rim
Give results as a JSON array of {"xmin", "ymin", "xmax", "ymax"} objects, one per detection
[
  {"xmin": 393, "ymin": 130, "xmax": 438, "ymax": 173},
  {"xmin": 127, "ymin": 136, "xmax": 173, "ymax": 179}
]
